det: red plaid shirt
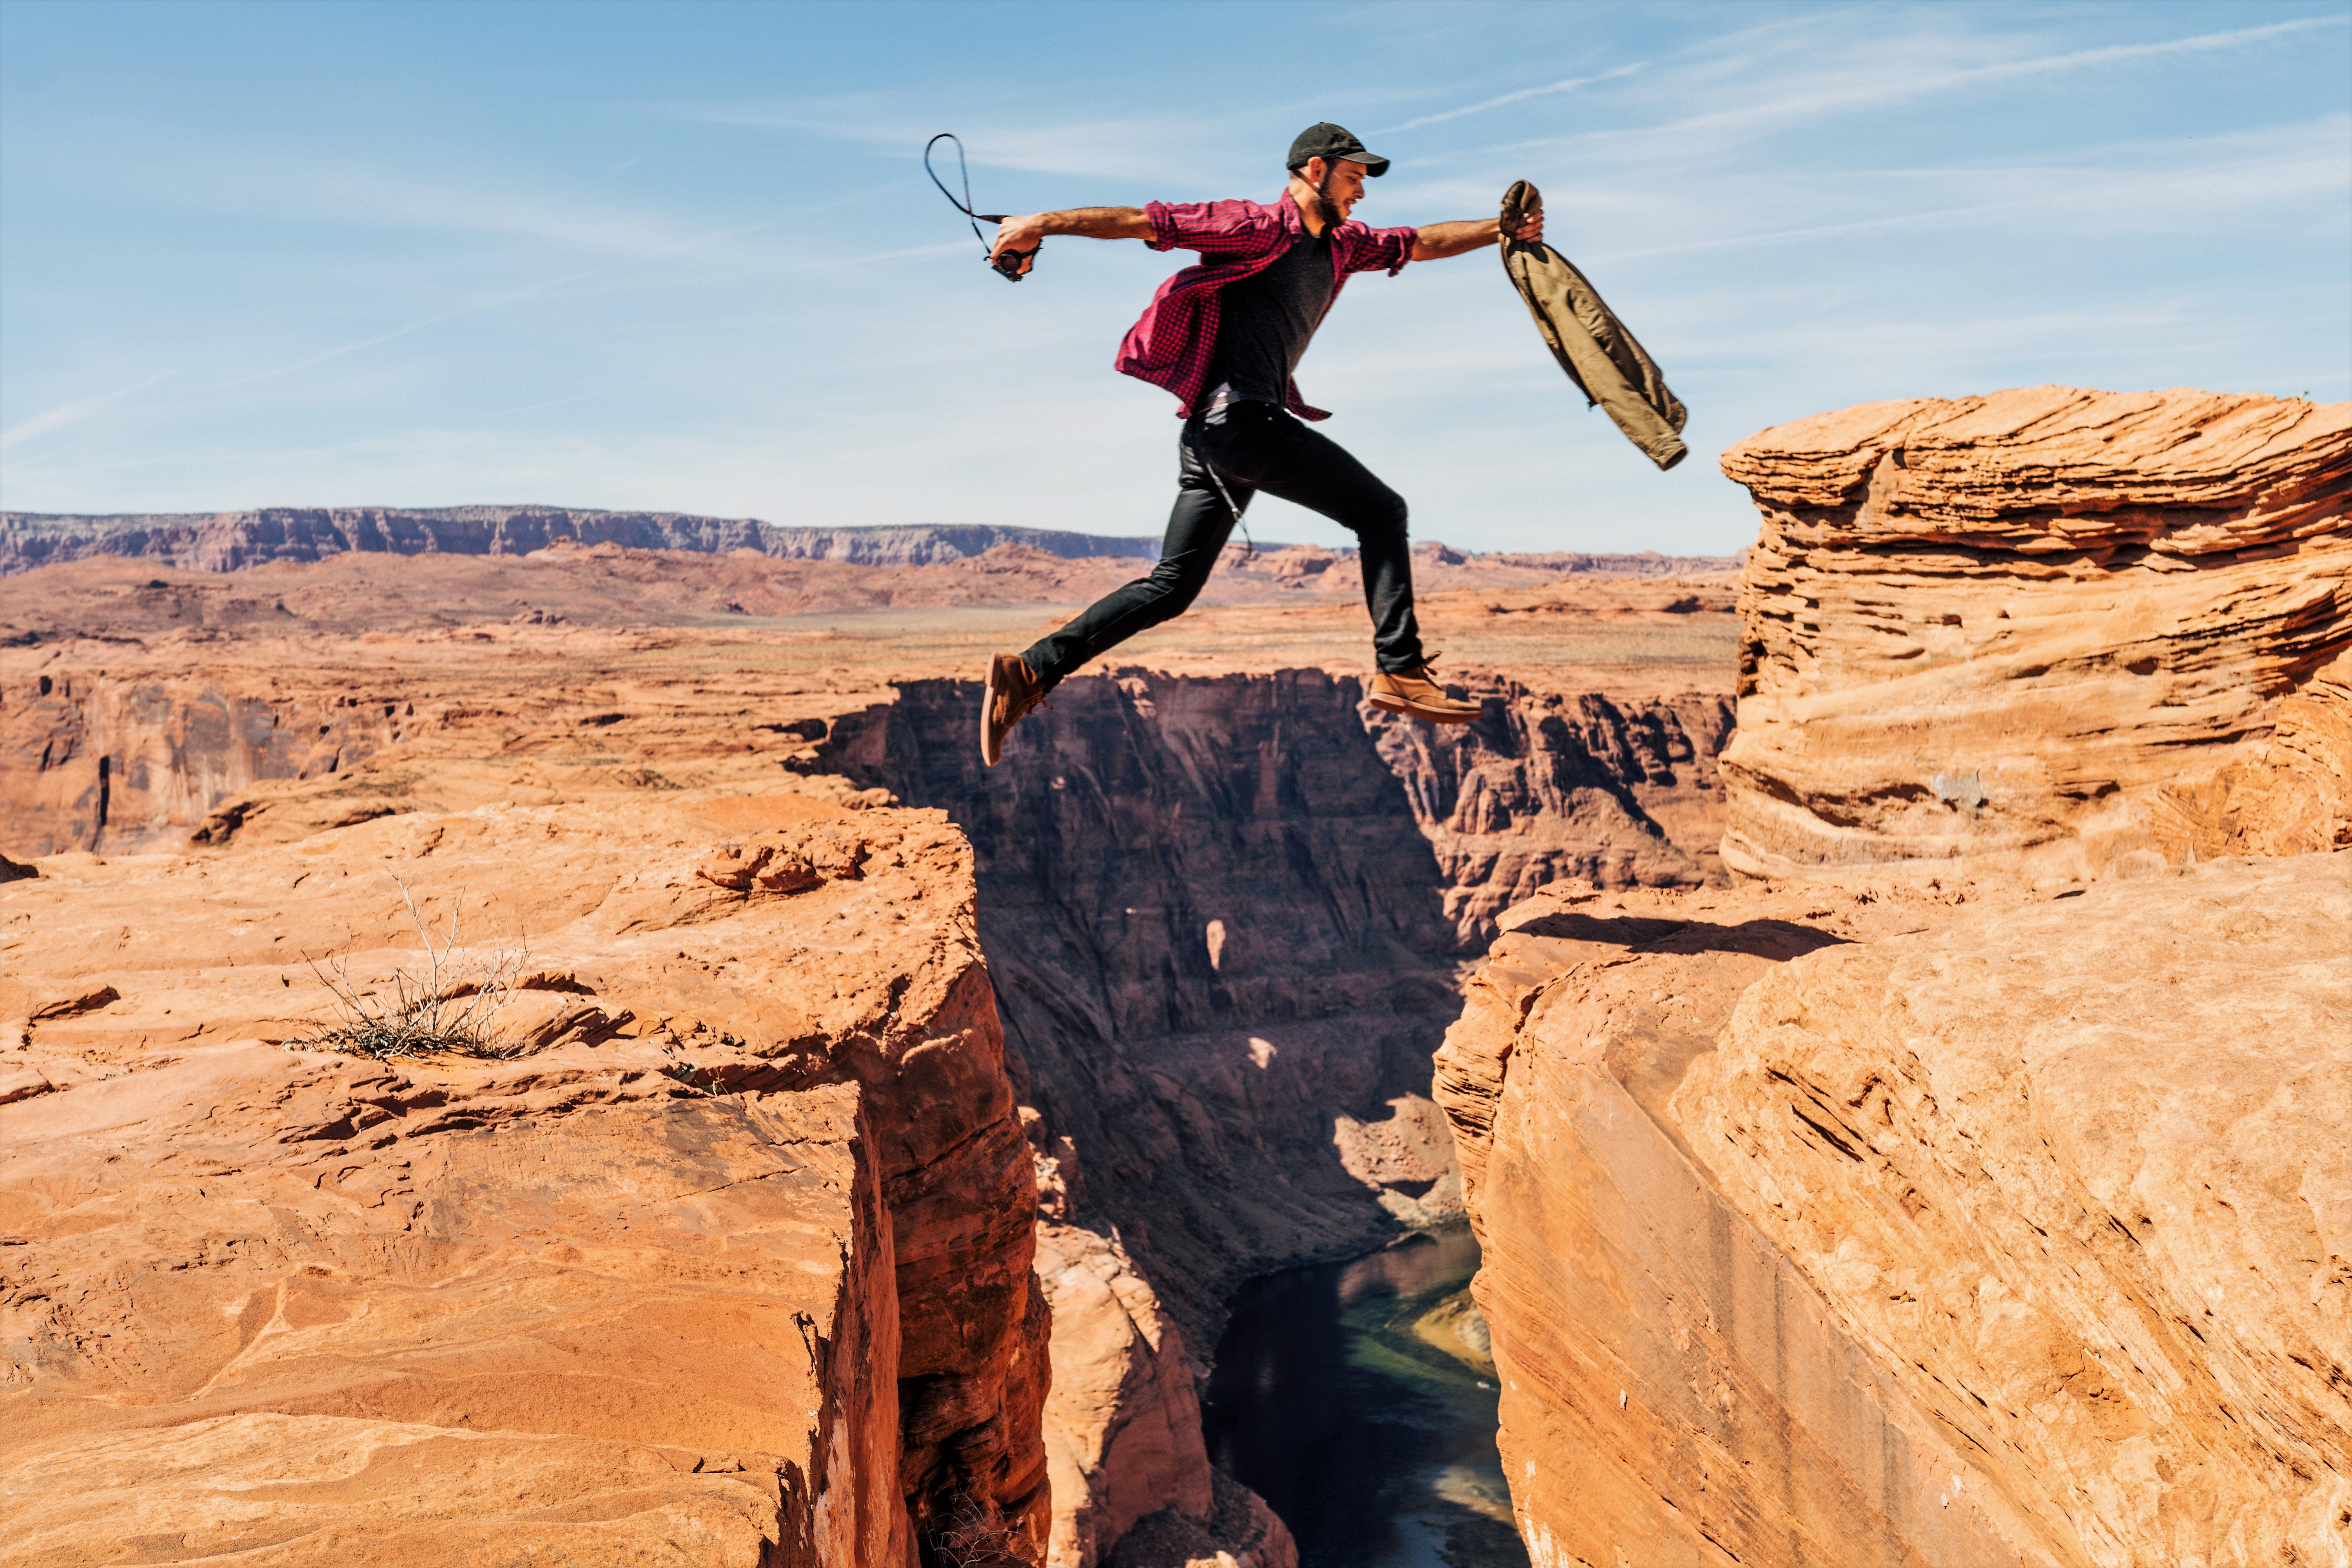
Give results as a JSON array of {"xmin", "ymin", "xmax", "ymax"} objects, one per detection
[{"xmin": 1116, "ymin": 191, "xmax": 1417, "ymax": 420}]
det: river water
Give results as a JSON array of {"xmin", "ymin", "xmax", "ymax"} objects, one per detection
[{"xmin": 1201, "ymin": 1226, "xmax": 1529, "ymax": 1568}]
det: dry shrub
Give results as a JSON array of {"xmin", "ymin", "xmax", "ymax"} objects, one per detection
[
  {"xmin": 289, "ymin": 877, "xmax": 528, "ymax": 1060},
  {"xmin": 924, "ymin": 1490, "xmax": 1028, "ymax": 1568}
]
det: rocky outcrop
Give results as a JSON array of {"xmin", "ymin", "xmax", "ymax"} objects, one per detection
[
  {"xmin": 1718, "ymin": 387, "xmax": 2351, "ymax": 880},
  {"xmin": 1371, "ymin": 684, "xmax": 1732, "ymax": 940},
  {"xmin": 1679, "ymin": 853, "xmax": 2351, "ymax": 1565},
  {"xmin": 1435, "ymin": 854, "xmax": 2350, "ymax": 1567},
  {"xmin": 2, "ymin": 671, "xmax": 401, "ymax": 857},
  {"xmin": 0, "ymin": 793, "xmax": 1047, "ymax": 1563},
  {"xmin": 1033, "ymin": 1221, "xmax": 1299, "ymax": 1568},
  {"xmin": 1036, "ymin": 1221, "xmax": 1207, "ymax": 1567}
]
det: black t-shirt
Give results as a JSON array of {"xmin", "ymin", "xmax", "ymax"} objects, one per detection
[{"xmin": 1209, "ymin": 229, "xmax": 1334, "ymax": 404}]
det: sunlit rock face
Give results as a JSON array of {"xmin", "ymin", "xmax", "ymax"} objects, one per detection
[
  {"xmin": 1437, "ymin": 850, "xmax": 2348, "ymax": 1566},
  {"xmin": 1676, "ymin": 853, "xmax": 2352, "ymax": 1566},
  {"xmin": 1718, "ymin": 386, "xmax": 2350, "ymax": 881},
  {"xmin": 0, "ymin": 794, "xmax": 1046, "ymax": 1565}
]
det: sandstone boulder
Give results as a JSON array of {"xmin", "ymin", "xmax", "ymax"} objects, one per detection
[{"xmin": 1718, "ymin": 387, "xmax": 2350, "ymax": 880}]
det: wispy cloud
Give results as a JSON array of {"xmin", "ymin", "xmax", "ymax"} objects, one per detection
[
  {"xmin": 1376, "ymin": 63, "xmax": 1644, "ymax": 134},
  {"xmin": 211, "ymin": 180, "xmax": 911, "ymax": 390},
  {"xmin": 1483, "ymin": 12, "xmax": 2352, "ymax": 162},
  {"xmin": 675, "ymin": 101, "xmax": 1227, "ymax": 184},
  {"xmin": 1583, "ymin": 113, "xmax": 2352, "ymax": 263},
  {"xmin": 212, "ymin": 270, "xmax": 606, "ymax": 390},
  {"xmin": 0, "ymin": 372, "xmax": 174, "ymax": 452}
]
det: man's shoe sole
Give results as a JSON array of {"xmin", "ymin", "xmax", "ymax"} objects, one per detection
[{"xmin": 1367, "ymin": 695, "xmax": 1483, "ymax": 725}]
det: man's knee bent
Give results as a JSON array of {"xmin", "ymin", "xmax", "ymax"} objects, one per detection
[{"xmin": 1132, "ymin": 559, "xmax": 1210, "ymax": 624}]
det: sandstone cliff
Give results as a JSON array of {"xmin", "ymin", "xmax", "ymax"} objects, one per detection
[
  {"xmin": 1436, "ymin": 853, "xmax": 2349, "ymax": 1567},
  {"xmin": 1718, "ymin": 387, "xmax": 2350, "ymax": 880},
  {"xmin": 0, "ymin": 793, "xmax": 1047, "ymax": 1563}
]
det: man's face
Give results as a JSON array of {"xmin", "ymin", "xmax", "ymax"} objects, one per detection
[{"xmin": 1299, "ymin": 156, "xmax": 1368, "ymax": 227}]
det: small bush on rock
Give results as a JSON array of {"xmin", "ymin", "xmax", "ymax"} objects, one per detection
[{"xmin": 289, "ymin": 877, "xmax": 528, "ymax": 1060}]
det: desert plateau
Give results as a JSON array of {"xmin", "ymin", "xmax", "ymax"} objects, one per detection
[{"xmin": 2, "ymin": 384, "xmax": 2347, "ymax": 1568}]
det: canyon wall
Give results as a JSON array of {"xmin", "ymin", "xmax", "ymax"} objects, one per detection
[
  {"xmin": 2, "ymin": 562, "xmax": 1742, "ymax": 1565},
  {"xmin": 2, "ymin": 671, "xmax": 402, "ymax": 857},
  {"xmin": 0, "ymin": 793, "xmax": 1046, "ymax": 1564},
  {"xmin": 809, "ymin": 668, "xmax": 1729, "ymax": 1350},
  {"xmin": 1718, "ymin": 387, "xmax": 2350, "ymax": 880}
]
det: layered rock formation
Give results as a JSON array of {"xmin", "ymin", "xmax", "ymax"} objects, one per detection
[
  {"xmin": 1433, "ymin": 386, "xmax": 2351, "ymax": 1564},
  {"xmin": 1719, "ymin": 387, "xmax": 2350, "ymax": 880},
  {"xmin": 0, "ymin": 793, "xmax": 1047, "ymax": 1563},
  {"xmin": 2151, "ymin": 648, "xmax": 2352, "ymax": 860},
  {"xmin": 1437, "ymin": 853, "xmax": 2349, "ymax": 1567}
]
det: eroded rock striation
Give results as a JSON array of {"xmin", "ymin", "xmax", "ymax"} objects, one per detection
[
  {"xmin": 1437, "ymin": 851, "xmax": 2351, "ymax": 1567},
  {"xmin": 1719, "ymin": 387, "xmax": 2351, "ymax": 880},
  {"xmin": 0, "ymin": 794, "xmax": 1046, "ymax": 1564}
]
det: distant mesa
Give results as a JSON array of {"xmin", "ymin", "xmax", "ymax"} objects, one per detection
[
  {"xmin": 0, "ymin": 503, "xmax": 1739, "ymax": 579},
  {"xmin": 0, "ymin": 506, "xmax": 1164, "ymax": 575}
]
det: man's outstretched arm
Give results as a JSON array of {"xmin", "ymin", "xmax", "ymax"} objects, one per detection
[
  {"xmin": 990, "ymin": 208, "xmax": 1152, "ymax": 275},
  {"xmin": 1411, "ymin": 208, "xmax": 1544, "ymax": 261}
]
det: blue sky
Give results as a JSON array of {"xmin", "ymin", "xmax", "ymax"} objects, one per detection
[{"xmin": 2, "ymin": 0, "xmax": 2346, "ymax": 555}]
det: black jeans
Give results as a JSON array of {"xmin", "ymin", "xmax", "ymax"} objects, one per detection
[{"xmin": 1022, "ymin": 400, "xmax": 1426, "ymax": 686}]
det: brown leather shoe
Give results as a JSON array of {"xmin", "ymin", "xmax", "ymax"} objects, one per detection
[
  {"xmin": 981, "ymin": 653, "xmax": 1048, "ymax": 766},
  {"xmin": 1367, "ymin": 657, "xmax": 1483, "ymax": 724}
]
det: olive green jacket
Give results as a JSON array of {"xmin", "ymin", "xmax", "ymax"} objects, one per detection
[{"xmin": 1499, "ymin": 180, "xmax": 1688, "ymax": 471}]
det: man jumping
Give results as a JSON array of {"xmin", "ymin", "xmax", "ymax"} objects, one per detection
[{"xmin": 978, "ymin": 122, "xmax": 1544, "ymax": 765}]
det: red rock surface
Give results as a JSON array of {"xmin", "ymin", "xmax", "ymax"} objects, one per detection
[
  {"xmin": 0, "ymin": 793, "xmax": 1044, "ymax": 1563},
  {"xmin": 2152, "ymin": 648, "xmax": 2352, "ymax": 860},
  {"xmin": 1718, "ymin": 387, "xmax": 2350, "ymax": 881},
  {"xmin": 1680, "ymin": 853, "xmax": 2352, "ymax": 1565},
  {"xmin": 1437, "ymin": 853, "xmax": 2350, "ymax": 1566},
  {"xmin": 0, "ymin": 544, "xmax": 1745, "ymax": 1564}
]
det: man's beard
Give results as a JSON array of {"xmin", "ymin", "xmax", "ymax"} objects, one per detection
[{"xmin": 1310, "ymin": 178, "xmax": 1347, "ymax": 230}]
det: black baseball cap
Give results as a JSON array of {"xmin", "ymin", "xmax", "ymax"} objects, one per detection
[{"xmin": 1287, "ymin": 122, "xmax": 1390, "ymax": 177}]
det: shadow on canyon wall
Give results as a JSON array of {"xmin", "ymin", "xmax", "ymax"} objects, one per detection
[{"xmin": 809, "ymin": 668, "xmax": 1731, "ymax": 1345}]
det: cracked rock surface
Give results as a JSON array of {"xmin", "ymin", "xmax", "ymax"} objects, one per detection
[{"xmin": 0, "ymin": 793, "xmax": 1045, "ymax": 1564}]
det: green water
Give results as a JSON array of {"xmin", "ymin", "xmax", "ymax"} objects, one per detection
[{"xmin": 1202, "ymin": 1225, "xmax": 1528, "ymax": 1567}]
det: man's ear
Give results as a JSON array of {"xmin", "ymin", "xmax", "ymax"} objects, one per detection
[{"xmin": 1300, "ymin": 156, "xmax": 1325, "ymax": 187}]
